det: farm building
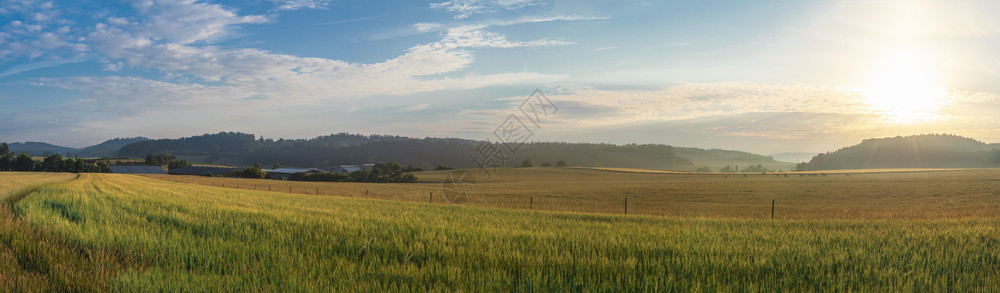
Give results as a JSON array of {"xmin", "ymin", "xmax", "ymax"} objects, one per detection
[
  {"xmin": 332, "ymin": 165, "xmax": 362, "ymax": 173},
  {"xmin": 266, "ymin": 168, "xmax": 321, "ymax": 180},
  {"xmin": 332, "ymin": 164, "xmax": 375, "ymax": 173},
  {"xmin": 108, "ymin": 166, "xmax": 168, "ymax": 174},
  {"xmin": 168, "ymin": 166, "xmax": 239, "ymax": 176}
]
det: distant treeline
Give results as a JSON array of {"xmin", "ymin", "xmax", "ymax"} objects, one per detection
[
  {"xmin": 289, "ymin": 162, "xmax": 417, "ymax": 183},
  {"xmin": 796, "ymin": 134, "xmax": 1000, "ymax": 170},
  {"xmin": 0, "ymin": 143, "xmax": 110, "ymax": 173},
  {"xmin": 116, "ymin": 132, "xmax": 695, "ymax": 170},
  {"xmin": 232, "ymin": 162, "xmax": 417, "ymax": 183}
]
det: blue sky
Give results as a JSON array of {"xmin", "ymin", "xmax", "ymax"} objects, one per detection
[{"xmin": 3, "ymin": 0, "xmax": 1000, "ymax": 155}]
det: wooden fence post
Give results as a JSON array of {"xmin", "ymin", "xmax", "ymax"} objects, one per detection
[
  {"xmin": 429, "ymin": 192, "xmax": 433, "ymax": 203},
  {"xmin": 530, "ymin": 197, "xmax": 533, "ymax": 210},
  {"xmin": 625, "ymin": 197, "xmax": 628, "ymax": 215},
  {"xmin": 771, "ymin": 199, "xmax": 775, "ymax": 219}
]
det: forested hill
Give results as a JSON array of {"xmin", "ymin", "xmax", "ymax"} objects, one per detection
[
  {"xmin": 115, "ymin": 132, "xmax": 695, "ymax": 170},
  {"xmin": 4, "ymin": 137, "xmax": 148, "ymax": 157},
  {"xmin": 796, "ymin": 134, "xmax": 1000, "ymax": 170},
  {"xmin": 7, "ymin": 142, "xmax": 76, "ymax": 156},
  {"xmin": 78, "ymin": 137, "xmax": 149, "ymax": 157},
  {"xmin": 672, "ymin": 147, "xmax": 794, "ymax": 171}
]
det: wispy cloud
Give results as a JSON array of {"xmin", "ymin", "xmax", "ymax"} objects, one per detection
[
  {"xmin": 431, "ymin": 0, "xmax": 544, "ymax": 19},
  {"xmin": 270, "ymin": 0, "xmax": 335, "ymax": 11},
  {"xmin": 539, "ymin": 83, "xmax": 872, "ymax": 127},
  {"xmin": 25, "ymin": 0, "xmax": 573, "ymax": 111},
  {"xmin": 0, "ymin": 56, "xmax": 92, "ymax": 78},
  {"xmin": 0, "ymin": 1, "xmax": 88, "ymax": 61}
]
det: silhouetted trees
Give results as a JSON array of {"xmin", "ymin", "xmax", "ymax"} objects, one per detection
[
  {"xmin": 520, "ymin": 158, "xmax": 534, "ymax": 167},
  {"xmin": 0, "ymin": 144, "xmax": 109, "ymax": 173},
  {"xmin": 288, "ymin": 162, "xmax": 417, "ymax": 183},
  {"xmin": 796, "ymin": 134, "xmax": 1000, "ymax": 170},
  {"xmin": 433, "ymin": 165, "xmax": 455, "ymax": 171},
  {"xmin": 238, "ymin": 167, "xmax": 266, "ymax": 179},
  {"xmin": 167, "ymin": 160, "xmax": 191, "ymax": 170}
]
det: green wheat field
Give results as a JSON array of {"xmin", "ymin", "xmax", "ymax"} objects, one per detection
[{"xmin": 2, "ymin": 169, "xmax": 999, "ymax": 291}]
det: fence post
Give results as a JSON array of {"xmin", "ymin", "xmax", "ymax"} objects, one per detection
[
  {"xmin": 530, "ymin": 197, "xmax": 533, "ymax": 210},
  {"xmin": 316, "ymin": 188, "xmax": 319, "ymax": 195},
  {"xmin": 366, "ymin": 189, "xmax": 369, "ymax": 197},
  {"xmin": 429, "ymin": 192, "xmax": 433, "ymax": 203},
  {"xmin": 771, "ymin": 199, "xmax": 775, "ymax": 220},
  {"xmin": 625, "ymin": 196, "xmax": 628, "ymax": 215}
]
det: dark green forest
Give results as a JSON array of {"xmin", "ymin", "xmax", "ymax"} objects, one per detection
[
  {"xmin": 8, "ymin": 132, "xmax": 1000, "ymax": 172},
  {"xmin": 795, "ymin": 134, "xmax": 1000, "ymax": 170},
  {"xmin": 0, "ymin": 143, "xmax": 109, "ymax": 173},
  {"xmin": 114, "ymin": 132, "xmax": 697, "ymax": 170}
]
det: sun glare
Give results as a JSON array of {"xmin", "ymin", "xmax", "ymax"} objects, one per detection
[{"xmin": 859, "ymin": 48, "xmax": 948, "ymax": 123}]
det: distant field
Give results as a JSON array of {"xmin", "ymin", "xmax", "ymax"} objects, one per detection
[
  {"xmin": 5, "ymin": 173, "xmax": 999, "ymax": 290},
  {"xmin": 581, "ymin": 166, "xmax": 968, "ymax": 174},
  {"xmin": 146, "ymin": 167, "xmax": 1000, "ymax": 219}
]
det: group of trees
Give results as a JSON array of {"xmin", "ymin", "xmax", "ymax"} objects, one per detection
[
  {"xmin": 518, "ymin": 158, "xmax": 568, "ymax": 168},
  {"xmin": 289, "ymin": 162, "xmax": 417, "ymax": 183},
  {"xmin": 718, "ymin": 163, "xmax": 771, "ymax": 173},
  {"xmin": 144, "ymin": 153, "xmax": 191, "ymax": 170},
  {"xmin": 0, "ymin": 143, "xmax": 109, "ymax": 173}
]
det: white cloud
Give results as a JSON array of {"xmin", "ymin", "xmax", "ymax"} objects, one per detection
[
  {"xmin": 6, "ymin": 0, "xmax": 581, "ymax": 145},
  {"xmin": 0, "ymin": 0, "xmax": 87, "ymax": 61},
  {"xmin": 125, "ymin": 0, "xmax": 268, "ymax": 45},
  {"xmin": 271, "ymin": 0, "xmax": 334, "ymax": 11},
  {"xmin": 431, "ymin": 0, "xmax": 488, "ymax": 19},
  {"xmin": 431, "ymin": 0, "xmax": 543, "ymax": 19},
  {"xmin": 67, "ymin": 0, "xmax": 573, "ymax": 105},
  {"xmin": 532, "ymin": 82, "xmax": 1000, "ymax": 140},
  {"xmin": 537, "ymin": 83, "xmax": 873, "ymax": 127},
  {"xmin": 414, "ymin": 23, "xmax": 445, "ymax": 33}
]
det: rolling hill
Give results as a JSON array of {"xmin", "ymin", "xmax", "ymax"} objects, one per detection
[
  {"xmin": 112, "ymin": 131, "xmax": 806, "ymax": 171},
  {"xmin": 795, "ymin": 134, "xmax": 1000, "ymax": 170},
  {"xmin": 6, "ymin": 142, "xmax": 77, "ymax": 156},
  {"xmin": 3, "ymin": 137, "xmax": 148, "ymax": 157}
]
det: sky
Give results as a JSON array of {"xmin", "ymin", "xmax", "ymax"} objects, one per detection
[{"xmin": 3, "ymin": 0, "xmax": 1000, "ymax": 155}]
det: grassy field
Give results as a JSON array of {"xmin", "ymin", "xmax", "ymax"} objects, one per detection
[
  {"xmin": 145, "ymin": 167, "xmax": 1000, "ymax": 219},
  {"xmin": 0, "ymin": 172, "xmax": 119, "ymax": 291},
  {"xmin": 0, "ymin": 171, "xmax": 997, "ymax": 290}
]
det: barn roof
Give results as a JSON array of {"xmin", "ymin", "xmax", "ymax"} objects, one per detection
[
  {"xmin": 267, "ymin": 168, "xmax": 321, "ymax": 174},
  {"xmin": 168, "ymin": 166, "xmax": 240, "ymax": 176},
  {"xmin": 333, "ymin": 165, "xmax": 363, "ymax": 173},
  {"xmin": 108, "ymin": 166, "xmax": 168, "ymax": 174}
]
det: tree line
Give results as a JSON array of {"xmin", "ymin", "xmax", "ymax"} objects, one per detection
[
  {"xmin": 0, "ymin": 143, "xmax": 110, "ymax": 173},
  {"xmin": 234, "ymin": 162, "xmax": 418, "ymax": 183},
  {"xmin": 114, "ymin": 132, "xmax": 692, "ymax": 171}
]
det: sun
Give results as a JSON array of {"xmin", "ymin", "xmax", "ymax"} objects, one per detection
[{"xmin": 858, "ymin": 47, "xmax": 948, "ymax": 123}]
